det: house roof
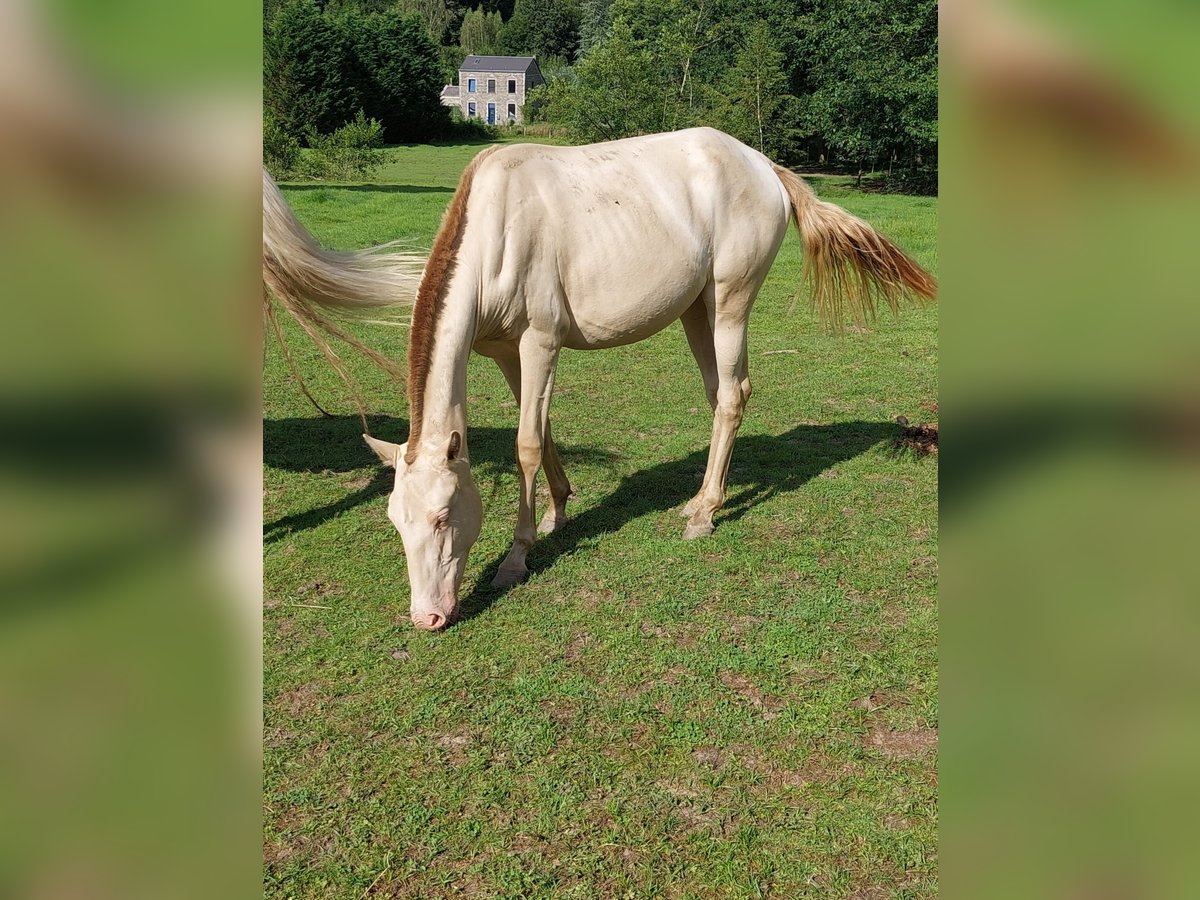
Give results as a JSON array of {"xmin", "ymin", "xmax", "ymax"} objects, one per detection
[
  {"xmin": 459, "ymin": 55, "xmax": 540, "ymax": 75},
  {"xmin": 440, "ymin": 85, "xmax": 460, "ymax": 98}
]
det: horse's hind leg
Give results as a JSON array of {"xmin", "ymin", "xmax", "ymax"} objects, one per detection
[
  {"xmin": 679, "ymin": 297, "xmax": 719, "ymax": 518},
  {"xmin": 683, "ymin": 291, "xmax": 754, "ymax": 539},
  {"xmin": 492, "ymin": 351, "xmax": 573, "ymax": 534},
  {"xmin": 681, "ymin": 296, "xmax": 719, "ymax": 412}
]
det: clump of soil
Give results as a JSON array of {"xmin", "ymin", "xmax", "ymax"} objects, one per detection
[{"xmin": 894, "ymin": 415, "xmax": 938, "ymax": 455}]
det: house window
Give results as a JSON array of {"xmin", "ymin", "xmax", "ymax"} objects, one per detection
[
  {"xmin": 467, "ymin": 78, "xmax": 476, "ymax": 93},
  {"xmin": 467, "ymin": 101, "xmax": 476, "ymax": 117},
  {"xmin": 488, "ymin": 78, "xmax": 496, "ymax": 93},
  {"xmin": 487, "ymin": 102, "xmax": 496, "ymax": 124},
  {"xmin": 508, "ymin": 79, "xmax": 516, "ymax": 93},
  {"xmin": 507, "ymin": 103, "xmax": 516, "ymax": 121}
]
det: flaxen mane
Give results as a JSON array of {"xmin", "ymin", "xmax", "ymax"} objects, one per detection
[{"xmin": 405, "ymin": 146, "xmax": 500, "ymax": 464}]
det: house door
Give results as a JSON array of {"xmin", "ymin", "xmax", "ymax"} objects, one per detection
[{"xmin": 487, "ymin": 103, "xmax": 496, "ymax": 125}]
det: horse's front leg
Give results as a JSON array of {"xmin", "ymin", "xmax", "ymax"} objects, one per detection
[
  {"xmin": 492, "ymin": 334, "xmax": 561, "ymax": 588},
  {"xmin": 492, "ymin": 352, "xmax": 573, "ymax": 535}
]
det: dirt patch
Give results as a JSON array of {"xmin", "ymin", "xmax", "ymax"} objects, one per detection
[
  {"xmin": 263, "ymin": 838, "xmax": 294, "ymax": 867},
  {"xmin": 865, "ymin": 725, "xmax": 938, "ymax": 759},
  {"xmin": 266, "ymin": 830, "xmax": 338, "ymax": 867},
  {"xmin": 295, "ymin": 578, "xmax": 340, "ymax": 600},
  {"xmin": 306, "ymin": 739, "xmax": 332, "ymax": 761},
  {"xmin": 691, "ymin": 746, "xmax": 726, "ymax": 770},
  {"xmin": 436, "ymin": 729, "xmax": 474, "ymax": 766},
  {"xmin": 539, "ymin": 697, "xmax": 579, "ymax": 726},
  {"xmin": 738, "ymin": 745, "xmax": 859, "ymax": 792},
  {"xmin": 719, "ymin": 671, "xmax": 783, "ymax": 719},
  {"xmin": 264, "ymin": 726, "xmax": 297, "ymax": 748},
  {"xmin": 907, "ymin": 554, "xmax": 938, "ymax": 580},
  {"xmin": 344, "ymin": 472, "xmax": 377, "ymax": 490},
  {"xmin": 885, "ymin": 814, "xmax": 914, "ymax": 830},
  {"xmin": 674, "ymin": 624, "xmax": 701, "ymax": 651},
  {"xmin": 276, "ymin": 681, "xmax": 322, "ymax": 717},
  {"xmin": 639, "ymin": 621, "xmax": 671, "ymax": 640},
  {"xmin": 576, "ymin": 588, "xmax": 613, "ymax": 612},
  {"xmin": 273, "ymin": 617, "xmax": 298, "ymax": 637},
  {"xmin": 563, "ymin": 632, "xmax": 596, "ymax": 663},
  {"xmin": 853, "ymin": 689, "xmax": 903, "ymax": 713},
  {"xmin": 727, "ymin": 615, "xmax": 764, "ymax": 636},
  {"xmin": 674, "ymin": 803, "xmax": 716, "ymax": 832}
]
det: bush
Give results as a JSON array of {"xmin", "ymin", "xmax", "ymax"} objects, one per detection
[
  {"xmin": 444, "ymin": 109, "xmax": 499, "ymax": 142},
  {"xmin": 263, "ymin": 111, "xmax": 301, "ymax": 179},
  {"xmin": 297, "ymin": 111, "xmax": 386, "ymax": 181}
]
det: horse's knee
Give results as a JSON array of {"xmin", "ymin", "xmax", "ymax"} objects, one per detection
[
  {"xmin": 714, "ymin": 390, "xmax": 745, "ymax": 427},
  {"xmin": 515, "ymin": 436, "xmax": 543, "ymax": 473}
]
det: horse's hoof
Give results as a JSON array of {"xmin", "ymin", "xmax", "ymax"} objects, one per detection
[
  {"xmin": 491, "ymin": 567, "xmax": 528, "ymax": 588},
  {"xmin": 682, "ymin": 522, "xmax": 714, "ymax": 540}
]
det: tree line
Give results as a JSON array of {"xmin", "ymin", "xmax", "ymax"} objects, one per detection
[{"xmin": 264, "ymin": 0, "xmax": 936, "ymax": 190}]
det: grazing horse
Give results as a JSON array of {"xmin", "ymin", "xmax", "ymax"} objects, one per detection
[{"xmin": 264, "ymin": 127, "xmax": 936, "ymax": 631}]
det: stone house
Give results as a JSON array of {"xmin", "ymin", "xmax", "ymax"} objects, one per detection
[{"xmin": 440, "ymin": 56, "xmax": 545, "ymax": 125}]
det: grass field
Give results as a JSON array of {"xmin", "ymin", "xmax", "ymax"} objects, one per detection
[{"xmin": 264, "ymin": 139, "xmax": 938, "ymax": 899}]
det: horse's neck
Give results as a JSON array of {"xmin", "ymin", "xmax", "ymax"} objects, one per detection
[{"xmin": 413, "ymin": 280, "xmax": 476, "ymax": 460}]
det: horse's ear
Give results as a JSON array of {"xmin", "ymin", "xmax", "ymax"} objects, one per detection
[
  {"xmin": 447, "ymin": 431, "xmax": 461, "ymax": 461},
  {"xmin": 364, "ymin": 434, "xmax": 403, "ymax": 468}
]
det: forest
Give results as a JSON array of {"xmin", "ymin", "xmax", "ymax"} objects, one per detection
[{"xmin": 264, "ymin": 0, "xmax": 937, "ymax": 189}]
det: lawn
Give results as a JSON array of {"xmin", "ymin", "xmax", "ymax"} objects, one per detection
[{"xmin": 264, "ymin": 139, "xmax": 938, "ymax": 899}]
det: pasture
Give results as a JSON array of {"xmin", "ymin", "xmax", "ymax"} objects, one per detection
[{"xmin": 264, "ymin": 139, "xmax": 938, "ymax": 898}]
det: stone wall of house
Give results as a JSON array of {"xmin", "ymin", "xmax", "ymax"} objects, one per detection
[{"xmin": 458, "ymin": 71, "xmax": 533, "ymax": 124}]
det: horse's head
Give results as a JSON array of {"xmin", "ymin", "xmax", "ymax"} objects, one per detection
[{"xmin": 364, "ymin": 432, "xmax": 483, "ymax": 631}]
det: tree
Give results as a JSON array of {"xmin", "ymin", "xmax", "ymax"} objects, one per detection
[
  {"xmin": 543, "ymin": 19, "xmax": 664, "ymax": 141},
  {"xmin": 501, "ymin": 0, "xmax": 582, "ymax": 60},
  {"xmin": 713, "ymin": 22, "xmax": 790, "ymax": 155},
  {"xmin": 339, "ymin": 8, "xmax": 451, "ymax": 142},
  {"xmin": 460, "ymin": 6, "xmax": 504, "ymax": 54},
  {"xmin": 579, "ymin": 0, "xmax": 614, "ymax": 55},
  {"xmin": 264, "ymin": 0, "xmax": 354, "ymax": 141},
  {"xmin": 395, "ymin": 0, "xmax": 458, "ymax": 45},
  {"xmin": 796, "ymin": 0, "xmax": 937, "ymax": 181}
]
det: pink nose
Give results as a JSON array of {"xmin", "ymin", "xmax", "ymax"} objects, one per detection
[{"xmin": 414, "ymin": 611, "xmax": 446, "ymax": 631}]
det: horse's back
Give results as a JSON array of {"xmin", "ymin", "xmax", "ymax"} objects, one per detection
[{"xmin": 469, "ymin": 129, "xmax": 791, "ymax": 349}]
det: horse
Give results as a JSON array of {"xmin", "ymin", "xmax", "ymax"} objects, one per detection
[{"xmin": 263, "ymin": 127, "xmax": 936, "ymax": 631}]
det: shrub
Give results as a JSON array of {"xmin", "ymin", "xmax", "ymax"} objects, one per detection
[
  {"xmin": 263, "ymin": 111, "xmax": 301, "ymax": 179},
  {"xmin": 297, "ymin": 111, "xmax": 386, "ymax": 181}
]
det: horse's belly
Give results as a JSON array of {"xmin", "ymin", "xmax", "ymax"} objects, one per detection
[
  {"xmin": 561, "ymin": 287, "xmax": 700, "ymax": 349},
  {"xmin": 560, "ymin": 257, "xmax": 706, "ymax": 350}
]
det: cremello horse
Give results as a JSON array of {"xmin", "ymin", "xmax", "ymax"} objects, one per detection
[{"xmin": 263, "ymin": 128, "xmax": 936, "ymax": 631}]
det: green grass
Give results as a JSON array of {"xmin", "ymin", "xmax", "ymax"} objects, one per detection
[{"xmin": 265, "ymin": 141, "xmax": 938, "ymax": 898}]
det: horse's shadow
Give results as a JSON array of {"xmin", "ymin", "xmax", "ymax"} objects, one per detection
[{"xmin": 264, "ymin": 414, "xmax": 903, "ymax": 623}]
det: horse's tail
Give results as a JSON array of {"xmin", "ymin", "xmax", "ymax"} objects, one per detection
[
  {"xmin": 772, "ymin": 164, "xmax": 937, "ymax": 328},
  {"xmin": 262, "ymin": 168, "xmax": 426, "ymax": 416}
]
